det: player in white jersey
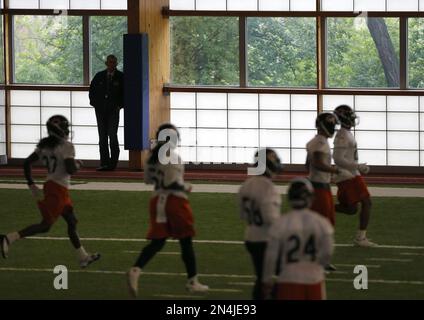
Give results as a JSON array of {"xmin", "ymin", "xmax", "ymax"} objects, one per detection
[
  {"xmin": 333, "ymin": 105, "xmax": 376, "ymax": 247},
  {"xmin": 238, "ymin": 148, "xmax": 283, "ymax": 300},
  {"xmin": 262, "ymin": 178, "xmax": 334, "ymax": 300},
  {"xmin": 127, "ymin": 123, "xmax": 208, "ymax": 298},
  {"xmin": 0, "ymin": 115, "xmax": 100, "ymax": 267}
]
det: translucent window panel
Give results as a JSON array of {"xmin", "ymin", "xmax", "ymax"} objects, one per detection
[
  {"xmin": 71, "ymin": 0, "xmax": 101, "ymax": 9},
  {"xmin": 358, "ymin": 150, "xmax": 386, "ymax": 165},
  {"xmin": 72, "ymin": 92, "xmax": 91, "ymax": 108},
  {"xmin": 228, "ymin": 147, "xmax": 257, "ymax": 164},
  {"xmin": 388, "ymin": 132, "xmax": 419, "ymax": 150},
  {"xmin": 41, "ymin": 108, "xmax": 71, "ymax": 124},
  {"xmin": 197, "ymin": 147, "xmax": 228, "ymax": 163},
  {"xmin": 197, "ymin": 110, "xmax": 227, "ymax": 128},
  {"xmin": 120, "ymin": 150, "xmax": 129, "ymax": 161},
  {"xmin": 387, "ymin": 96, "xmax": 419, "ymax": 112},
  {"xmin": 171, "ymin": 110, "xmax": 196, "ymax": 127},
  {"xmin": 355, "ymin": 96, "xmax": 387, "ymax": 111},
  {"xmin": 71, "ymin": 109, "xmax": 97, "ymax": 126},
  {"xmin": 0, "ymin": 143, "xmax": 5, "ymax": 155},
  {"xmin": 178, "ymin": 128, "xmax": 197, "ymax": 146},
  {"xmin": 354, "ymin": 0, "xmax": 386, "ymax": 11},
  {"xmin": 101, "ymin": 0, "xmax": 127, "ymax": 10},
  {"xmin": 228, "ymin": 111, "xmax": 258, "ymax": 128},
  {"xmin": 0, "ymin": 91, "xmax": 5, "ymax": 105},
  {"xmin": 196, "ymin": 0, "xmax": 226, "ymax": 10},
  {"xmin": 354, "ymin": 131, "xmax": 386, "ymax": 149},
  {"xmin": 388, "ymin": 151, "xmax": 419, "ymax": 166},
  {"xmin": 197, "ymin": 129, "xmax": 227, "ymax": 147},
  {"xmin": 291, "ymin": 111, "xmax": 316, "ymax": 130},
  {"xmin": 260, "ymin": 111, "xmax": 290, "ymax": 129},
  {"xmin": 11, "ymin": 125, "xmax": 40, "ymax": 143},
  {"xmin": 259, "ymin": 0, "xmax": 290, "ymax": 11},
  {"xmin": 197, "ymin": 93, "xmax": 227, "ymax": 109},
  {"xmin": 72, "ymin": 126, "xmax": 99, "ymax": 145},
  {"xmin": 274, "ymin": 148, "xmax": 290, "ymax": 165},
  {"xmin": 387, "ymin": 113, "xmax": 419, "ymax": 131},
  {"xmin": 227, "ymin": 0, "xmax": 257, "ymax": 11},
  {"xmin": 421, "ymin": 113, "xmax": 424, "ymax": 131},
  {"xmin": 260, "ymin": 130, "xmax": 290, "ymax": 148},
  {"xmin": 291, "ymin": 149, "xmax": 308, "ymax": 164},
  {"xmin": 421, "ymin": 0, "xmax": 424, "ymax": 10},
  {"xmin": 327, "ymin": 18, "xmax": 400, "ymax": 88},
  {"xmin": 170, "ymin": 0, "xmax": 195, "ymax": 10},
  {"xmin": 178, "ymin": 147, "xmax": 197, "ymax": 163},
  {"xmin": 74, "ymin": 145, "xmax": 100, "ymax": 160},
  {"xmin": 171, "ymin": 93, "xmax": 196, "ymax": 109},
  {"xmin": 291, "ymin": 95, "xmax": 317, "ymax": 110},
  {"xmin": 291, "ymin": 130, "xmax": 315, "ymax": 148},
  {"xmin": 321, "ymin": 0, "xmax": 353, "ymax": 11},
  {"xmin": 228, "ymin": 94, "xmax": 258, "ymax": 110},
  {"xmin": 0, "ymin": 106, "xmax": 5, "ymax": 124},
  {"xmin": 355, "ymin": 112, "xmax": 386, "ymax": 130},
  {"xmin": 247, "ymin": 18, "xmax": 316, "ymax": 87},
  {"xmin": 118, "ymin": 109, "xmax": 124, "ymax": 127},
  {"xmin": 259, "ymin": 94, "xmax": 290, "ymax": 110},
  {"xmin": 9, "ymin": 0, "xmax": 39, "ymax": 9},
  {"xmin": 14, "ymin": 16, "xmax": 83, "ymax": 85},
  {"xmin": 171, "ymin": 17, "xmax": 239, "ymax": 86},
  {"xmin": 41, "ymin": 91, "xmax": 71, "ymax": 107},
  {"xmin": 11, "ymin": 107, "xmax": 40, "ymax": 125},
  {"xmin": 387, "ymin": 0, "xmax": 419, "ymax": 11},
  {"xmin": 90, "ymin": 16, "xmax": 127, "ymax": 79},
  {"xmin": 117, "ymin": 127, "xmax": 124, "ymax": 144},
  {"xmin": 11, "ymin": 91, "xmax": 40, "ymax": 106},
  {"xmin": 322, "ymin": 95, "xmax": 354, "ymax": 112},
  {"xmin": 228, "ymin": 129, "xmax": 259, "ymax": 147},
  {"xmin": 408, "ymin": 19, "xmax": 424, "ymax": 88},
  {"xmin": 40, "ymin": 0, "xmax": 69, "ymax": 9},
  {"xmin": 11, "ymin": 143, "xmax": 38, "ymax": 159},
  {"xmin": 422, "ymin": 97, "xmax": 424, "ymax": 112},
  {"xmin": 0, "ymin": 125, "xmax": 5, "ymax": 142},
  {"xmin": 290, "ymin": 0, "xmax": 316, "ymax": 11}
]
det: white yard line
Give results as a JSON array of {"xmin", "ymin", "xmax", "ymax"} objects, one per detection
[
  {"xmin": 400, "ymin": 252, "xmax": 424, "ymax": 257},
  {"xmin": 154, "ymin": 294, "xmax": 204, "ymax": 299},
  {"xmin": 1, "ymin": 182, "xmax": 424, "ymax": 197},
  {"xmin": 367, "ymin": 258, "xmax": 413, "ymax": 262},
  {"xmin": 26, "ymin": 236, "xmax": 424, "ymax": 250},
  {"xmin": 123, "ymin": 250, "xmax": 180, "ymax": 255},
  {"xmin": 335, "ymin": 264, "xmax": 381, "ymax": 268}
]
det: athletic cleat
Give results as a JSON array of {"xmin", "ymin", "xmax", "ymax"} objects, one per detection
[
  {"xmin": 186, "ymin": 279, "xmax": 209, "ymax": 293},
  {"xmin": 354, "ymin": 238, "xmax": 378, "ymax": 248},
  {"xmin": 127, "ymin": 267, "xmax": 141, "ymax": 298},
  {"xmin": 0, "ymin": 235, "xmax": 9, "ymax": 259},
  {"xmin": 325, "ymin": 264, "xmax": 337, "ymax": 272},
  {"xmin": 80, "ymin": 253, "xmax": 101, "ymax": 268}
]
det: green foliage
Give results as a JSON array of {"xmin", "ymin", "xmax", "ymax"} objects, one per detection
[{"xmin": 409, "ymin": 18, "xmax": 424, "ymax": 88}]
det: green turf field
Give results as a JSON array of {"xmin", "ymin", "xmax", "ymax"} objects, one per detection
[{"xmin": 0, "ymin": 188, "xmax": 424, "ymax": 300}]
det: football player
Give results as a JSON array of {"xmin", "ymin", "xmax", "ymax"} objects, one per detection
[
  {"xmin": 0, "ymin": 115, "xmax": 100, "ymax": 267},
  {"xmin": 127, "ymin": 123, "xmax": 208, "ymax": 298},
  {"xmin": 262, "ymin": 178, "xmax": 334, "ymax": 300},
  {"xmin": 238, "ymin": 148, "xmax": 283, "ymax": 300},
  {"xmin": 333, "ymin": 105, "xmax": 376, "ymax": 247}
]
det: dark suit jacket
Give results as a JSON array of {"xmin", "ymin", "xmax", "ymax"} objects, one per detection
[{"xmin": 89, "ymin": 69, "xmax": 124, "ymax": 111}]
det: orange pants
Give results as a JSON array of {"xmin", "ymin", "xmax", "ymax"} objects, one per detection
[
  {"xmin": 276, "ymin": 282, "xmax": 326, "ymax": 300},
  {"xmin": 147, "ymin": 194, "xmax": 196, "ymax": 239},
  {"xmin": 37, "ymin": 181, "xmax": 73, "ymax": 226},
  {"xmin": 337, "ymin": 175, "xmax": 370, "ymax": 207},
  {"xmin": 311, "ymin": 188, "xmax": 335, "ymax": 226}
]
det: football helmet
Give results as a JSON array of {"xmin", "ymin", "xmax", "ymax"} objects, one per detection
[
  {"xmin": 255, "ymin": 148, "xmax": 283, "ymax": 177},
  {"xmin": 316, "ymin": 112, "xmax": 339, "ymax": 138},
  {"xmin": 287, "ymin": 177, "xmax": 314, "ymax": 209},
  {"xmin": 334, "ymin": 105, "xmax": 359, "ymax": 128},
  {"xmin": 46, "ymin": 115, "xmax": 70, "ymax": 139}
]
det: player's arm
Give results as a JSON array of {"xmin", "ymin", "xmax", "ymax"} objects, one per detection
[
  {"xmin": 311, "ymin": 151, "xmax": 339, "ymax": 174},
  {"xmin": 23, "ymin": 152, "xmax": 40, "ymax": 186},
  {"xmin": 318, "ymin": 224, "xmax": 335, "ymax": 267},
  {"xmin": 262, "ymin": 232, "xmax": 282, "ymax": 299},
  {"xmin": 64, "ymin": 158, "xmax": 81, "ymax": 175}
]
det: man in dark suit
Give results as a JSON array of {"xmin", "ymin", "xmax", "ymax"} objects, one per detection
[{"xmin": 89, "ymin": 55, "xmax": 124, "ymax": 171}]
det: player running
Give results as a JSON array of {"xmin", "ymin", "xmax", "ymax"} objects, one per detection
[
  {"xmin": 238, "ymin": 148, "xmax": 283, "ymax": 300},
  {"xmin": 333, "ymin": 105, "xmax": 376, "ymax": 247},
  {"xmin": 0, "ymin": 115, "xmax": 100, "ymax": 267},
  {"xmin": 127, "ymin": 123, "xmax": 208, "ymax": 298},
  {"xmin": 262, "ymin": 178, "xmax": 334, "ymax": 300}
]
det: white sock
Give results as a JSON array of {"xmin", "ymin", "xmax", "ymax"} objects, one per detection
[
  {"xmin": 7, "ymin": 232, "xmax": 20, "ymax": 244},
  {"xmin": 357, "ymin": 230, "xmax": 366, "ymax": 240},
  {"xmin": 188, "ymin": 275, "xmax": 198, "ymax": 283},
  {"xmin": 77, "ymin": 246, "xmax": 89, "ymax": 260},
  {"xmin": 130, "ymin": 267, "xmax": 142, "ymax": 275}
]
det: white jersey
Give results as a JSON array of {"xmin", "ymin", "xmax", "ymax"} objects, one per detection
[
  {"xmin": 35, "ymin": 140, "xmax": 75, "ymax": 188},
  {"xmin": 263, "ymin": 208, "xmax": 334, "ymax": 284},
  {"xmin": 333, "ymin": 128, "xmax": 360, "ymax": 181},
  {"xmin": 306, "ymin": 135, "xmax": 332, "ymax": 184},
  {"xmin": 144, "ymin": 148, "xmax": 189, "ymax": 199},
  {"xmin": 238, "ymin": 176, "xmax": 281, "ymax": 242}
]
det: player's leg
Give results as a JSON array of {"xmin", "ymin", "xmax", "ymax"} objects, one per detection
[
  {"xmin": 107, "ymin": 109, "xmax": 120, "ymax": 170},
  {"xmin": 179, "ymin": 237, "xmax": 209, "ymax": 293},
  {"xmin": 127, "ymin": 238, "xmax": 167, "ymax": 298},
  {"xmin": 95, "ymin": 109, "xmax": 110, "ymax": 168},
  {"xmin": 335, "ymin": 203, "xmax": 358, "ymax": 215},
  {"xmin": 62, "ymin": 207, "xmax": 100, "ymax": 267},
  {"xmin": 354, "ymin": 197, "xmax": 377, "ymax": 247},
  {"xmin": 245, "ymin": 241, "xmax": 267, "ymax": 300},
  {"xmin": 335, "ymin": 180, "xmax": 358, "ymax": 215}
]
